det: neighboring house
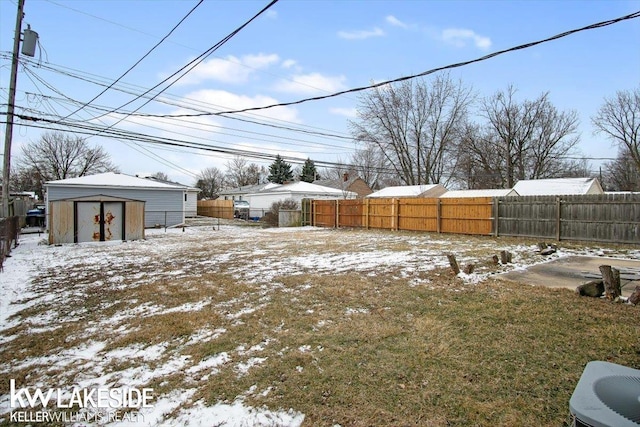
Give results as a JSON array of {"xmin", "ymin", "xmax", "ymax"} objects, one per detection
[
  {"xmin": 512, "ymin": 177, "xmax": 604, "ymax": 196},
  {"xmin": 366, "ymin": 184, "xmax": 448, "ymax": 198},
  {"xmin": 218, "ymin": 183, "xmax": 280, "ymax": 202},
  {"xmin": 247, "ymin": 181, "xmax": 357, "ymax": 218},
  {"xmin": 440, "ymin": 189, "xmax": 519, "ymax": 198},
  {"xmin": 313, "ymin": 174, "xmax": 373, "ymax": 198},
  {"xmin": 45, "ymin": 172, "xmax": 199, "ymax": 228},
  {"xmin": 144, "ymin": 176, "xmax": 200, "ymax": 217}
]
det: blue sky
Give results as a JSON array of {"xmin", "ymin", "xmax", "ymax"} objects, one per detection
[{"xmin": 1, "ymin": 0, "xmax": 639, "ymax": 186}]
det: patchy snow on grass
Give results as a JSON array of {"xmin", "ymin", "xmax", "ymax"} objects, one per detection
[{"xmin": 1, "ymin": 224, "xmax": 637, "ymax": 426}]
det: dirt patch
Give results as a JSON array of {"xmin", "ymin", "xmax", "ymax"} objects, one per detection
[{"xmin": 499, "ymin": 255, "xmax": 640, "ymax": 297}]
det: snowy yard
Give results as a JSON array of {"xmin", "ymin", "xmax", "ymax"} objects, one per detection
[{"xmin": 1, "ymin": 222, "xmax": 638, "ymax": 426}]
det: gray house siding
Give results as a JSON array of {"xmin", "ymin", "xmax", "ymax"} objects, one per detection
[{"xmin": 47, "ymin": 186, "xmax": 185, "ymax": 228}]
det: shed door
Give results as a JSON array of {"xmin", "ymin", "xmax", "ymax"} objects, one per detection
[
  {"xmin": 76, "ymin": 202, "xmax": 101, "ymax": 242},
  {"xmin": 75, "ymin": 201, "xmax": 125, "ymax": 243},
  {"xmin": 103, "ymin": 202, "xmax": 123, "ymax": 241}
]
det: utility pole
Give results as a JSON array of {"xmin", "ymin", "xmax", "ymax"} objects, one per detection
[{"xmin": 2, "ymin": 0, "xmax": 33, "ymax": 218}]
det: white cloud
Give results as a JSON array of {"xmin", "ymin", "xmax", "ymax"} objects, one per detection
[
  {"xmin": 281, "ymin": 59, "xmax": 298, "ymax": 69},
  {"xmin": 386, "ymin": 15, "xmax": 408, "ymax": 29},
  {"xmin": 329, "ymin": 107, "xmax": 358, "ymax": 118},
  {"xmin": 167, "ymin": 53, "xmax": 280, "ymax": 85},
  {"xmin": 265, "ymin": 10, "xmax": 277, "ymax": 19},
  {"xmin": 184, "ymin": 89, "xmax": 301, "ymax": 123},
  {"xmin": 441, "ymin": 28, "xmax": 491, "ymax": 50},
  {"xmin": 272, "ymin": 73, "xmax": 347, "ymax": 95},
  {"xmin": 337, "ymin": 27, "xmax": 385, "ymax": 40}
]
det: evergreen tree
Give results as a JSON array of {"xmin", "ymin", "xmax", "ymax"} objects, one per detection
[
  {"xmin": 268, "ymin": 155, "xmax": 294, "ymax": 184},
  {"xmin": 300, "ymin": 158, "xmax": 319, "ymax": 182}
]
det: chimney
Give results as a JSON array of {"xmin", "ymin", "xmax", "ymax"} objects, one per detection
[{"xmin": 343, "ymin": 173, "xmax": 349, "ymax": 182}]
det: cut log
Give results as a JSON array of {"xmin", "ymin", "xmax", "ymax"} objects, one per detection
[
  {"xmin": 463, "ymin": 264, "xmax": 475, "ymax": 274},
  {"xmin": 575, "ymin": 280, "xmax": 604, "ymax": 298},
  {"xmin": 629, "ymin": 286, "xmax": 640, "ymax": 305},
  {"xmin": 447, "ymin": 254, "xmax": 460, "ymax": 275},
  {"xmin": 540, "ymin": 247, "xmax": 556, "ymax": 256},
  {"xmin": 491, "ymin": 255, "xmax": 499, "ymax": 265},
  {"xmin": 599, "ymin": 265, "xmax": 621, "ymax": 301},
  {"xmin": 537, "ymin": 242, "xmax": 547, "ymax": 251},
  {"xmin": 500, "ymin": 250, "xmax": 511, "ymax": 265}
]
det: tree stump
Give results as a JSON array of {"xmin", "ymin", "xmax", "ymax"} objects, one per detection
[
  {"xmin": 491, "ymin": 255, "xmax": 499, "ymax": 265},
  {"xmin": 500, "ymin": 250, "xmax": 512, "ymax": 264},
  {"xmin": 629, "ymin": 286, "xmax": 640, "ymax": 305},
  {"xmin": 463, "ymin": 264, "xmax": 475, "ymax": 274},
  {"xmin": 575, "ymin": 280, "xmax": 604, "ymax": 298},
  {"xmin": 599, "ymin": 265, "xmax": 621, "ymax": 301},
  {"xmin": 447, "ymin": 254, "xmax": 460, "ymax": 275}
]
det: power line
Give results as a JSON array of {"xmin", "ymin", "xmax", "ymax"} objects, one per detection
[
  {"xmin": 141, "ymin": 10, "xmax": 640, "ymax": 119},
  {"xmin": 86, "ymin": 0, "xmax": 279, "ymax": 130},
  {"xmin": 55, "ymin": 0, "xmax": 204, "ymax": 123}
]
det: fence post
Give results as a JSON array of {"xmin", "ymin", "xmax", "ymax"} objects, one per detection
[
  {"xmin": 335, "ymin": 199, "xmax": 339, "ymax": 229},
  {"xmin": 555, "ymin": 197, "xmax": 561, "ymax": 241},
  {"xmin": 365, "ymin": 198, "xmax": 369, "ymax": 229},
  {"xmin": 436, "ymin": 199, "xmax": 441, "ymax": 234},
  {"xmin": 493, "ymin": 198, "xmax": 499, "ymax": 237}
]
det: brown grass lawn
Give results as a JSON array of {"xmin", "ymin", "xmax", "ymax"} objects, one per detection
[{"xmin": 1, "ymin": 222, "xmax": 638, "ymax": 426}]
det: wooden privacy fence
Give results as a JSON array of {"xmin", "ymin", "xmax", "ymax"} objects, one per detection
[
  {"xmin": 311, "ymin": 193, "xmax": 640, "ymax": 244},
  {"xmin": 311, "ymin": 197, "xmax": 493, "ymax": 235},
  {"xmin": 496, "ymin": 193, "xmax": 640, "ymax": 244},
  {"xmin": 197, "ymin": 200, "xmax": 233, "ymax": 220}
]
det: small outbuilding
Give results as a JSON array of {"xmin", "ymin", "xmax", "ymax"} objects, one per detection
[
  {"xmin": 45, "ymin": 172, "xmax": 198, "ymax": 228},
  {"xmin": 440, "ymin": 189, "xmax": 519, "ymax": 198},
  {"xmin": 366, "ymin": 184, "xmax": 447, "ymax": 199},
  {"xmin": 512, "ymin": 177, "xmax": 604, "ymax": 196},
  {"xmin": 48, "ymin": 195, "xmax": 145, "ymax": 244},
  {"xmin": 313, "ymin": 174, "xmax": 373, "ymax": 198}
]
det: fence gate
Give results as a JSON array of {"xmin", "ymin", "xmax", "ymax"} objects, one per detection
[{"xmin": 75, "ymin": 201, "xmax": 124, "ymax": 242}]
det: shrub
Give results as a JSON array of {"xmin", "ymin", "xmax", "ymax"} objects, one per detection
[{"xmin": 262, "ymin": 198, "xmax": 299, "ymax": 226}]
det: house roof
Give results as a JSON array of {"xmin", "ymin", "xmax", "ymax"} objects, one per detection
[
  {"xmin": 440, "ymin": 189, "xmax": 518, "ymax": 198},
  {"xmin": 45, "ymin": 172, "xmax": 193, "ymax": 191},
  {"xmin": 252, "ymin": 181, "xmax": 355, "ymax": 197},
  {"xmin": 512, "ymin": 177, "xmax": 603, "ymax": 196},
  {"xmin": 219, "ymin": 182, "xmax": 279, "ymax": 195},
  {"xmin": 367, "ymin": 184, "xmax": 446, "ymax": 198},
  {"xmin": 313, "ymin": 176, "xmax": 359, "ymax": 189}
]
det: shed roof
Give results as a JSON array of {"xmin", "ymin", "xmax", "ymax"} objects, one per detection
[
  {"xmin": 440, "ymin": 189, "xmax": 519, "ymax": 198},
  {"xmin": 367, "ymin": 184, "xmax": 446, "ymax": 198},
  {"xmin": 45, "ymin": 172, "xmax": 193, "ymax": 191},
  {"xmin": 512, "ymin": 178, "xmax": 603, "ymax": 196}
]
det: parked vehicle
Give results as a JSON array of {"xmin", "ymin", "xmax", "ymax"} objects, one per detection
[{"xmin": 233, "ymin": 200, "xmax": 250, "ymax": 220}]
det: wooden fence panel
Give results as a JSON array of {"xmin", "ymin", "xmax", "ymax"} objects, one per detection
[
  {"xmin": 367, "ymin": 199, "xmax": 394, "ymax": 230},
  {"xmin": 497, "ymin": 196, "xmax": 557, "ymax": 239},
  {"xmin": 312, "ymin": 200, "xmax": 336, "ymax": 227},
  {"xmin": 398, "ymin": 198, "xmax": 438, "ymax": 232},
  {"xmin": 441, "ymin": 197, "xmax": 493, "ymax": 235},
  {"xmin": 338, "ymin": 200, "xmax": 363, "ymax": 228},
  {"xmin": 197, "ymin": 200, "xmax": 233, "ymax": 219}
]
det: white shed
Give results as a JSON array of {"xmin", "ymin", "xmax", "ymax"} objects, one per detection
[
  {"xmin": 440, "ymin": 189, "xmax": 519, "ymax": 198},
  {"xmin": 45, "ymin": 172, "xmax": 199, "ymax": 228},
  {"xmin": 512, "ymin": 178, "xmax": 604, "ymax": 196},
  {"xmin": 247, "ymin": 181, "xmax": 357, "ymax": 218},
  {"xmin": 367, "ymin": 184, "xmax": 447, "ymax": 198}
]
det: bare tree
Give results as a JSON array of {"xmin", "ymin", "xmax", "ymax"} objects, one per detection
[
  {"xmin": 592, "ymin": 87, "xmax": 640, "ymax": 172},
  {"xmin": 149, "ymin": 171, "xmax": 169, "ymax": 181},
  {"xmin": 462, "ymin": 86, "xmax": 580, "ymax": 188},
  {"xmin": 16, "ymin": 131, "xmax": 118, "ymax": 198},
  {"xmin": 225, "ymin": 156, "xmax": 266, "ymax": 187},
  {"xmin": 195, "ymin": 167, "xmax": 225, "ymax": 199},
  {"xmin": 602, "ymin": 147, "xmax": 640, "ymax": 191},
  {"xmin": 349, "ymin": 74, "xmax": 474, "ymax": 186},
  {"xmin": 349, "ymin": 145, "xmax": 390, "ymax": 190}
]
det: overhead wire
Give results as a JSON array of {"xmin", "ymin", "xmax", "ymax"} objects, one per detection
[
  {"xmin": 141, "ymin": 10, "xmax": 640, "ymax": 118},
  {"xmin": 55, "ymin": 0, "xmax": 204, "ymax": 123}
]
